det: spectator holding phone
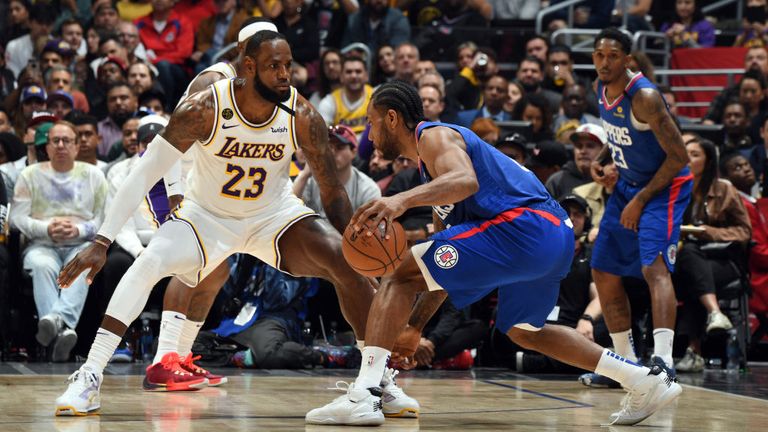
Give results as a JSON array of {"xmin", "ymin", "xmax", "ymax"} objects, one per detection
[{"xmin": 735, "ymin": 0, "xmax": 768, "ymax": 47}]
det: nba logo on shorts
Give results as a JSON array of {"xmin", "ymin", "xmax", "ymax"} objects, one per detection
[
  {"xmin": 667, "ymin": 244, "xmax": 677, "ymax": 265},
  {"xmin": 434, "ymin": 245, "xmax": 458, "ymax": 269}
]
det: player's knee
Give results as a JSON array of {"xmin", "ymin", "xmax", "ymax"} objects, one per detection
[
  {"xmin": 507, "ymin": 326, "xmax": 540, "ymax": 349},
  {"xmin": 641, "ymin": 260, "xmax": 671, "ymax": 289}
]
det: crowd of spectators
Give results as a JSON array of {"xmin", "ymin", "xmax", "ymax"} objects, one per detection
[{"xmin": 1, "ymin": 0, "xmax": 768, "ymax": 374}]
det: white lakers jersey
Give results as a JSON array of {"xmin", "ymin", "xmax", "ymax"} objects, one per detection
[{"xmin": 185, "ymin": 78, "xmax": 298, "ymax": 219}]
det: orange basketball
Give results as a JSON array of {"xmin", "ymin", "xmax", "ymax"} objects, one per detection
[{"xmin": 342, "ymin": 219, "xmax": 407, "ymax": 277}]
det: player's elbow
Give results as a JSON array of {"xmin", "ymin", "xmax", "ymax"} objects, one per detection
[{"xmin": 464, "ymin": 177, "xmax": 479, "ymax": 196}]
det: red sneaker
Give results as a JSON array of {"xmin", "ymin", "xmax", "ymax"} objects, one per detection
[
  {"xmin": 143, "ymin": 352, "xmax": 208, "ymax": 391},
  {"xmin": 180, "ymin": 353, "xmax": 228, "ymax": 386}
]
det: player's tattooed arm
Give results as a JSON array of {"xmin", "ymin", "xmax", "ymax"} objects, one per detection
[
  {"xmin": 185, "ymin": 71, "xmax": 226, "ymax": 97},
  {"xmin": 631, "ymin": 88, "xmax": 689, "ymax": 203},
  {"xmin": 162, "ymin": 88, "xmax": 217, "ymax": 153},
  {"xmin": 294, "ymin": 97, "xmax": 353, "ymax": 234}
]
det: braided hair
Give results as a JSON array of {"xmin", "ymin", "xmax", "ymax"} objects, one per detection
[{"xmin": 371, "ymin": 80, "xmax": 424, "ymax": 131}]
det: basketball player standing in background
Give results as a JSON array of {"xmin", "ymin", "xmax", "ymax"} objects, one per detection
[{"xmin": 580, "ymin": 28, "xmax": 692, "ymax": 388}]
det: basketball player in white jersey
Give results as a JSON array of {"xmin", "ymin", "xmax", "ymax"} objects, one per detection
[
  {"xmin": 133, "ymin": 18, "xmax": 282, "ymax": 390},
  {"xmin": 54, "ymin": 31, "xmax": 418, "ymax": 417}
]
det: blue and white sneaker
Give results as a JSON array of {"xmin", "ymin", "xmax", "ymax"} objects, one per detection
[
  {"xmin": 650, "ymin": 356, "xmax": 676, "ymax": 380},
  {"xmin": 55, "ymin": 366, "xmax": 102, "ymax": 416},
  {"xmin": 608, "ymin": 365, "xmax": 682, "ymax": 425}
]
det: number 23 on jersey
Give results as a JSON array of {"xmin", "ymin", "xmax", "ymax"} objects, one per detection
[{"xmin": 220, "ymin": 163, "xmax": 268, "ymax": 200}]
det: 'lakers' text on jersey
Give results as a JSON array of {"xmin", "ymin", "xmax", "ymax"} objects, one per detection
[
  {"xmin": 185, "ymin": 78, "xmax": 298, "ymax": 218},
  {"xmin": 597, "ymin": 72, "xmax": 689, "ymax": 186}
]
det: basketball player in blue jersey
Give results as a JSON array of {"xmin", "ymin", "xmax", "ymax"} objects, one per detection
[
  {"xmin": 306, "ymin": 81, "xmax": 681, "ymax": 427},
  {"xmin": 582, "ymin": 28, "xmax": 693, "ymax": 388}
]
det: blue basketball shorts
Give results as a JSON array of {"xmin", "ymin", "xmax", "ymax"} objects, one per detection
[
  {"xmin": 591, "ymin": 174, "xmax": 693, "ymax": 279},
  {"xmin": 411, "ymin": 200, "xmax": 574, "ymax": 333}
]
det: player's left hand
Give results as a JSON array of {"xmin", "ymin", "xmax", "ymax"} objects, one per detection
[
  {"xmin": 620, "ymin": 197, "xmax": 644, "ymax": 231},
  {"xmin": 393, "ymin": 325, "xmax": 421, "ymax": 358},
  {"xmin": 351, "ymin": 196, "xmax": 407, "ymax": 237}
]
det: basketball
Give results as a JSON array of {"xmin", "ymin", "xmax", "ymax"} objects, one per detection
[{"xmin": 341, "ymin": 219, "xmax": 407, "ymax": 277}]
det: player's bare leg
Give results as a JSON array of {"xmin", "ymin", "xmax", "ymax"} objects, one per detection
[
  {"xmin": 592, "ymin": 268, "xmax": 636, "ymax": 360},
  {"xmin": 278, "ymin": 217, "xmax": 375, "ymax": 338},
  {"xmin": 306, "ymin": 253, "xmax": 425, "ymax": 425},
  {"xmin": 641, "ymin": 255, "xmax": 677, "ymax": 368}
]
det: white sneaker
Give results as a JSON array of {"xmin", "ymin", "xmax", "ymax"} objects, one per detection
[
  {"xmin": 305, "ymin": 382, "xmax": 385, "ymax": 426},
  {"xmin": 706, "ymin": 311, "xmax": 733, "ymax": 333},
  {"xmin": 37, "ymin": 314, "xmax": 63, "ymax": 347},
  {"xmin": 52, "ymin": 328, "xmax": 78, "ymax": 362},
  {"xmin": 381, "ymin": 368, "xmax": 420, "ymax": 418},
  {"xmin": 55, "ymin": 366, "xmax": 102, "ymax": 416},
  {"xmin": 608, "ymin": 365, "xmax": 682, "ymax": 425},
  {"xmin": 675, "ymin": 348, "xmax": 704, "ymax": 373}
]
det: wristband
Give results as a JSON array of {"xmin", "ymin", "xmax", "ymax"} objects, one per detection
[{"xmin": 93, "ymin": 237, "xmax": 111, "ymax": 248}]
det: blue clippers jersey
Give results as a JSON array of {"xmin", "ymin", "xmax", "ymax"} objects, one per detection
[
  {"xmin": 416, "ymin": 121, "xmax": 551, "ymax": 227},
  {"xmin": 598, "ymin": 73, "xmax": 689, "ymax": 185}
]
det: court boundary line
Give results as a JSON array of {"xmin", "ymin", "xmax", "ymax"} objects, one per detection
[
  {"xmin": 482, "ymin": 379, "xmax": 593, "ymax": 408},
  {"xmin": 682, "ymin": 383, "xmax": 768, "ymax": 403},
  {"xmin": 6, "ymin": 362, "xmax": 37, "ymax": 375}
]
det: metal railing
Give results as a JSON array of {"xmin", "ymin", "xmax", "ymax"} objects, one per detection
[
  {"xmin": 550, "ymin": 28, "xmax": 602, "ymax": 55},
  {"xmin": 655, "ymin": 68, "xmax": 744, "ymax": 109},
  {"xmin": 632, "ymin": 31, "xmax": 672, "ymax": 71},
  {"xmin": 535, "ymin": 0, "xmax": 586, "ymax": 36},
  {"xmin": 702, "ymin": 0, "xmax": 743, "ymax": 22}
]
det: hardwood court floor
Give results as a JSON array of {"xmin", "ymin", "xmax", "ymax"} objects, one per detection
[{"xmin": 1, "ymin": 365, "xmax": 767, "ymax": 431}]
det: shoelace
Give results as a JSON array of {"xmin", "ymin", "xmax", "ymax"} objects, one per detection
[
  {"xmin": 68, "ymin": 369, "xmax": 99, "ymax": 389},
  {"xmin": 183, "ymin": 354, "xmax": 208, "ymax": 374},
  {"xmin": 161, "ymin": 354, "xmax": 193, "ymax": 375},
  {"xmin": 327, "ymin": 380, "xmax": 352, "ymax": 392}
]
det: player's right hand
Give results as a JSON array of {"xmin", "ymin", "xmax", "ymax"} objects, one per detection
[
  {"xmin": 393, "ymin": 325, "xmax": 421, "ymax": 359},
  {"xmin": 58, "ymin": 240, "xmax": 109, "ymax": 288}
]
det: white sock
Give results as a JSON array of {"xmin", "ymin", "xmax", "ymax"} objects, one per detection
[
  {"xmin": 152, "ymin": 311, "xmax": 186, "ymax": 364},
  {"xmin": 595, "ymin": 348, "xmax": 649, "ymax": 389},
  {"xmin": 609, "ymin": 329, "xmax": 638, "ymax": 362},
  {"xmin": 653, "ymin": 328, "xmax": 675, "ymax": 367},
  {"xmin": 355, "ymin": 346, "xmax": 390, "ymax": 390},
  {"xmin": 178, "ymin": 320, "xmax": 204, "ymax": 356},
  {"xmin": 83, "ymin": 328, "xmax": 122, "ymax": 374},
  {"xmin": 356, "ymin": 340, "xmax": 365, "ymax": 351}
]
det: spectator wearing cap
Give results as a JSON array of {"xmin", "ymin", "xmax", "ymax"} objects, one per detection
[
  {"xmin": 525, "ymin": 140, "xmax": 568, "ymax": 184},
  {"xmin": 89, "ymin": 34, "xmax": 130, "ymax": 79},
  {"xmin": 47, "ymin": 91, "xmax": 74, "ymax": 121},
  {"xmin": 45, "ymin": 66, "xmax": 90, "ymax": 114},
  {"xmin": 20, "ymin": 86, "xmax": 48, "ymax": 126},
  {"xmin": 456, "ymin": 75, "xmax": 512, "ymax": 128},
  {"xmin": 318, "ymin": 56, "xmax": 373, "ymax": 135},
  {"xmin": 553, "ymin": 84, "xmax": 600, "ymax": 137},
  {"xmin": 294, "ymin": 124, "xmax": 381, "ymax": 217},
  {"xmin": 40, "ymin": 39, "xmax": 76, "ymax": 72},
  {"xmin": 10, "ymin": 121, "xmax": 108, "ymax": 361},
  {"xmin": 98, "ymin": 83, "xmax": 138, "ymax": 159},
  {"xmin": 85, "ymin": 55, "xmax": 129, "ymax": 120},
  {"xmin": 546, "ymin": 123, "xmax": 607, "ymax": 199},
  {"xmin": 495, "ymin": 133, "xmax": 528, "ymax": 166},
  {"xmin": 69, "ymin": 114, "xmax": 108, "ymax": 171},
  {"xmin": 193, "ymin": 0, "xmax": 251, "ymax": 72},
  {"xmin": 5, "ymin": 3, "xmax": 56, "ymax": 78},
  {"xmin": 136, "ymin": 0, "xmax": 195, "ymax": 108}
]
